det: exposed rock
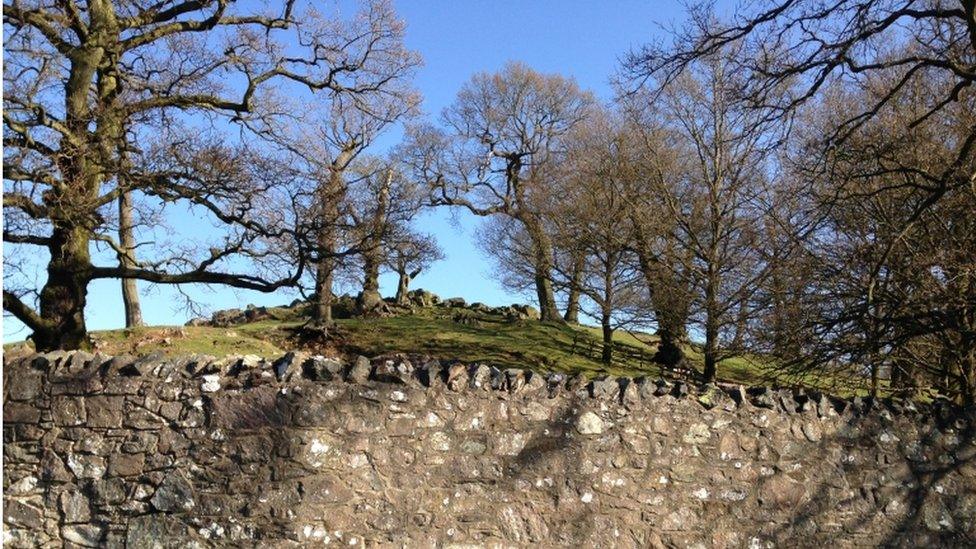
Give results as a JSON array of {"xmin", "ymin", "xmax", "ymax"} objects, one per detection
[
  {"xmin": 802, "ymin": 421, "xmax": 823, "ymax": 442},
  {"xmin": 697, "ymin": 384, "xmax": 727, "ymax": 410},
  {"xmin": 346, "ymin": 356, "xmax": 372, "ymax": 383},
  {"xmin": 504, "ymin": 368, "xmax": 525, "ymax": 393},
  {"xmin": 512, "ymin": 304, "xmax": 539, "ymax": 320},
  {"xmin": 452, "ymin": 310, "xmax": 482, "ymax": 326},
  {"xmin": 590, "ymin": 376, "xmax": 618, "ymax": 400},
  {"xmin": 469, "ymin": 364, "xmax": 491, "ymax": 389},
  {"xmin": 150, "ymin": 472, "xmax": 195, "ymax": 512},
  {"xmin": 60, "ymin": 490, "xmax": 91, "ymax": 523},
  {"xmin": 66, "ymin": 454, "xmax": 106, "ymax": 479},
  {"xmin": 272, "ymin": 351, "xmax": 304, "ymax": 381},
  {"xmin": 751, "ymin": 387, "xmax": 777, "ymax": 409},
  {"xmin": 759, "ymin": 474, "xmax": 807, "ymax": 508},
  {"xmin": 683, "ymin": 423, "xmax": 711, "ymax": 445},
  {"xmin": 200, "ymin": 374, "xmax": 221, "ymax": 392},
  {"xmin": 39, "ymin": 450, "xmax": 72, "ymax": 482},
  {"xmin": 109, "ymin": 453, "xmax": 146, "ymax": 477},
  {"xmin": 407, "ymin": 289, "xmax": 440, "ymax": 308},
  {"xmin": 652, "ymin": 378, "xmax": 671, "ymax": 397},
  {"xmin": 125, "ymin": 515, "xmax": 194, "ymax": 547},
  {"xmin": 418, "ymin": 360, "xmax": 443, "ymax": 387},
  {"xmin": 576, "ymin": 411, "xmax": 605, "ymax": 435},
  {"xmin": 85, "ymin": 396, "xmax": 124, "ymax": 428},
  {"xmin": 61, "ymin": 524, "xmax": 104, "ymax": 547},
  {"xmin": 546, "ymin": 373, "xmax": 566, "ymax": 397},
  {"xmin": 303, "ymin": 355, "xmax": 344, "ymax": 381},
  {"xmin": 446, "ymin": 362, "xmax": 468, "ymax": 391},
  {"xmin": 374, "ymin": 358, "xmax": 413, "ymax": 384}
]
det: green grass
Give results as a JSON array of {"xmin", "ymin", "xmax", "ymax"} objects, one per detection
[
  {"xmin": 89, "ymin": 325, "xmax": 287, "ymax": 357},
  {"xmin": 3, "ymin": 303, "xmax": 877, "ymax": 394},
  {"xmin": 333, "ymin": 308, "xmax": 663, "ymax": 378}
]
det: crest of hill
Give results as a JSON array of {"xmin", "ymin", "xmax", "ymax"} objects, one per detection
[{"xmin": 5, "ymin": 289, "xmax": 879, "ymax": 396}]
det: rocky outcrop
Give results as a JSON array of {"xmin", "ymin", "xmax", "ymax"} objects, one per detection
[
  {"xmin": 3, "ymin": 350, "xmax": 975, "ymax": 547},
  {"xmin": 187, "ymin": 290, "xmax": 540, "ymax": 328}
]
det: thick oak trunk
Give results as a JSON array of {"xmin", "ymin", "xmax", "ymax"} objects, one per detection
[
  {"xmin": 523, "ymin": 217, "xmax": 561, "ymax": 322},
  {"xmin": 34, "ymin": 226, "xmax": 92, "ymax": 351},
  {"xmin": 635, "ymin": 244, "xmax": 688, "ymax": 369},
  {"xmin": 563, "ymin": 252, "xmax": 584, "ymax": 323},
  {"xmin": 313, "ymin": 158, "xmax": 351, "ymax": 329}
]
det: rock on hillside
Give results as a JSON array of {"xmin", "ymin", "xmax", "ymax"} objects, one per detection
[{"xmin": 186, "ymin": 289, "xmax": 540, "ymax": 328}]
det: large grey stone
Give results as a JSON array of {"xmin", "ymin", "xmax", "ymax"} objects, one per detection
[
  {"xmin": 126, "ymin": 514, "xmax": 194, "ymax": 547},
  {"xmin": 60, "ymin": 490, "xmax": 91, "ymax": 523},
  {"xmin": 346, "ymin": 356, "xmax": 372, "ymax": 383},
  {"xmin": 150, "ymin": 472, "xmax": 195, "ymax": 512},
  {"xmin": 304, "ymin": 356, "xmax": 344, "ymax": 381},
  {"xmin": 576, "ymin": 411, "xmax": 605, "ymax": 435},
  {"xmin": 273, "ymin": 351, "xmax": 305, "ymax": 381},
  {"xmin": 62, "ymin": 524, "xmax": 104, "ymax": 547}
]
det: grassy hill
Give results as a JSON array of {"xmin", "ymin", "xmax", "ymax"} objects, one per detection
[{"xmin": 3, "ymin": 296, "xmax": 879, "ymax": 396}]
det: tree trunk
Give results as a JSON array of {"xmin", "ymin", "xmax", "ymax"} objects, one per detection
[
  {"xmin": 314, "ymin": 256, "xmax": 335, "ymax": 327},
  {"xmin": 703, "ymin": 321, "xmax": 718, "ymax": 384},
  {"xmin": 634, "ymin": 243, "xmax": 688, "ymax": 368},
  {"xmin": 27, "ymin": 10, "xmax": 110, "ymax": 351},
  {"xmin": 523, "ymin": 216, "xmax": 561, "ymax": 322},
  {"xmin": 313, "ymin": 185, "xmax": 341, "ymax": 329},
  {"xmin": 703, "ymin": 271, "xmax": 719, "ymax": 384},
  {"xmin": 118, "ymin": 192, "xmax": 143, "ymax": 328},
  {"xmin": 601, "ymin": 311, "xmax": 613, "ymax": 366},
  {"xmin": 357, "ymin": 170, "xmax": 391, "ymax": 315},
  {"xmin": 357, "ymin": 254, "xmax": 383, "ymax": 314},
  {"xmin": 563, "ymin": 252, "xmax": 584, "ymax": 323},
  {"xmin": 395, "ymin": 270, "xmax": 411, "ymax": 305},
  {"xmin": 33, "ymin": 226, "xmax": 92, "ymax": 351},
  {"xmin": 313, "ymin": 154, "xmax": 352, "ymax": 329}
]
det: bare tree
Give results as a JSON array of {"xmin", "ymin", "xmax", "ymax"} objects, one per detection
[
  {"xmin": 405, "ymin": 62, "xmax": 594, "ymax": 321},
  {"xmin": 623, "ymin": 1, "xmax": 975, "ymax": 396},
  {"xmin": 2, "ymin": 0, "xmax": 420, "ymax": 350},
  {"xmin": 648, "ymin": 51, "xmax": 785, "ymax": 384},
  {"xmin": 775, "ymin": 69, "xmax": 976, "ymax": 402},
  {"xmin": 387, "ymin": 231, "xmax": 444, "ymax": 305},
  {"xmin": 559, "ymin": 248, "xmax": 586, "ymax": 324},
  {"xmin": 344, "ymin": 156, "xmax": 429, "ymax": 314},
  {"xmin": 551, "ymin": 110, "xmax": 648, "ymax": 366},
  {"xmin": 623, "ymin": 0, "xmax": 976, "ymax": 244},
  {"xmin": 616, "ymin": 98, "xmax": 695, "ymax": 369},
  {"xmin": 476, "ymin": 216, "xmax": 543, "ymax": 301},
  {"xmin": 240, "ymin": 6, "xmax": 420, "ymax": 331},
  {"xmin": 355, "ymin": 166, "xmax": 393, "ymax": 313}
]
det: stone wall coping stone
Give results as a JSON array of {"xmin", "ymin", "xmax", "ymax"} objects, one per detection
[{"xmin": 5, "ymin": 350, "xmax": 971, "ymax": 425}]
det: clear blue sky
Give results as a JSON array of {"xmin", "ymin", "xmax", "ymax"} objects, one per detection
[{"xmin": 3, "ymin": 0, "xmax": 694, "ymax": 342}]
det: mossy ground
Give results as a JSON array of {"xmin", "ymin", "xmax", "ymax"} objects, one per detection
[{"xmin": 5, "ymin": 303, "xmax": 876, "ymax": 394}]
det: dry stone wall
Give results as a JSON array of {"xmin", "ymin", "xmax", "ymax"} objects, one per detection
[{"xmin": 3, "ymin": 350, "xmax": 975, "ymax": 548}]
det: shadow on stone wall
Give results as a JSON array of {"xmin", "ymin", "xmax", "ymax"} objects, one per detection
[
  {"xmin": 768, "ymin": 407, "xmax": 976, "ymax": 547},
  {"xmin": 504, "ymin": 399, "xmax": 593, "ymax": 544},
  {"xmin": 3, "ymin": 351, "xmax": 975, "ymax": 547}
]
